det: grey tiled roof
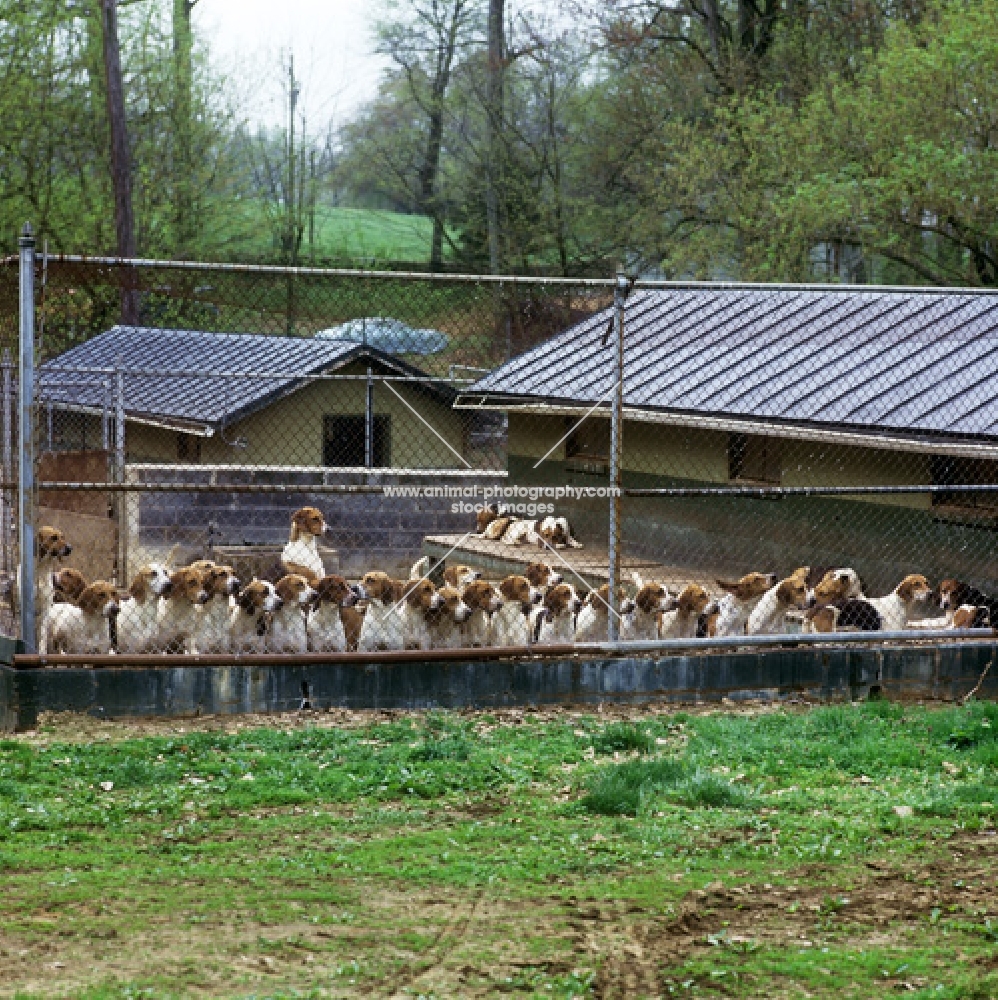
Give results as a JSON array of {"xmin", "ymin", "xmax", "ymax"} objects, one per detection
[
  {"xmin": 460, "ymin": 288, "xmax": 998, "ymax": 442},
  {"xmin": 40, "ymin": 326, "xmax": 450, "ymax": 433}
]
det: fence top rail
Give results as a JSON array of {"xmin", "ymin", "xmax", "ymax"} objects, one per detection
[
  {"xmin": 5, "ymin": 252, "xmax": 998, "ymax": 295},
  {"xmin": 9, "ymin": 629, "xmax": 996, "ymax": 668},
  {"xmin": 125, "ymin": 462, "xmax": 509, "ymax": 474}
]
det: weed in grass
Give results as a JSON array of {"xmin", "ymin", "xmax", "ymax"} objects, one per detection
[
  {"xmin": 581, "ymin": 757, "xmax": 689, "ymax": 816},
  {"xmin": 581, "ymin": 755, "xmax": 749, "ymax": 815},
  {"xmin": 918, "ymin": 782, "xmax": 998, "ymax": 818},
  {"xmin": 908, "ymin": 973, "xmax": 998, "ymax": 1000},
  {"xmin": 408, "ymin": 736, "xmax": 473, "ymax": 762},
  {"xmin": 670, "ymin": 770, "xmax": 751, "ymax": 809},
  {"xmin": 591, "ymin": 722, "xmax": 657, "ymax": 756}
]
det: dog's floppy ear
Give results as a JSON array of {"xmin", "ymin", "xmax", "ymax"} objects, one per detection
[
  {"xmin": 716, "ymin": 579, "xmax": 740, "ymax": 595},
  {"xmin": 237, "ymin": 588, "xmax": 256, "ymax": 613}
]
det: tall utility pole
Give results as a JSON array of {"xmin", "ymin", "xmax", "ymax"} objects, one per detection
[
  {"xmin": 101, "ymin": 0, "xmax": 138, "ymax": 322},
  {"xmin": 485, "ymin": 0, "xmax": 505, "ymax": 274}
]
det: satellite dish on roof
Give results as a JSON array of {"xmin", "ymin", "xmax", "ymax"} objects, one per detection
[{"xmin": 315, "ymin": 317, "xmax": 449, "ymax": 356}]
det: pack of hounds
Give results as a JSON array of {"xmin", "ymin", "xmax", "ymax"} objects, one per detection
[{"xmin": 24, "ymin": 507, "xmax": 997, "ymax": 656}]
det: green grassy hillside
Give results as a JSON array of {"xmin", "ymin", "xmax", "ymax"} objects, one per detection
[{"xmin": 230, "ymin": 204, "xmax": 456, "ymax": 265}]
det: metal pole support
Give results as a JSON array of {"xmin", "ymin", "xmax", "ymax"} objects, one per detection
[
  {"xmin": 115, "ymin": 367, "xmax": 127, "ymax": 585},
  {"xmin": 18, "ymin": 223, "xmax": 36, "ymax": 651},
  {"xmin": 1, "ymin": 348, "xmax": 13, "ymax": 579},
  {"xmin": 607, "ymin": 269, "xmax": 627, "ymax": 641},
  {"xmin": 365, "ymin": 366, "xmax": 374, "ymax": 469}
]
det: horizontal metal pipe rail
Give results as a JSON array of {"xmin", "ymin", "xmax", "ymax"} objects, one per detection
[
  {"xmin": 9, "ymin": 481, "xmax": 998, "ymax": 495},
  {"xmin": 12, "ymin": 628, "xmax": 995, "ymax": 669},
  {"xmin": 623, "ymin": 484, "xmax": 998, "ymax": 497},
  {"xmin": 7, "ymin": 252, "xmax": 998, "ymax": 296},
  {"xmin": 2, "ymin": 480, "xmax": 498, "ymax": 493},
  {"xmin": 582, "ymin": 629, "xmax": 996, "ymax": 652}
]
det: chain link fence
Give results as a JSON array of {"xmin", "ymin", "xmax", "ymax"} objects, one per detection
[{"xmin": 2, "ymin": 244, "xmax": 996, "ymax": 657}]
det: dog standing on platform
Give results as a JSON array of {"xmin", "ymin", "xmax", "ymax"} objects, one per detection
[
  {"xmin": 266, "ymin": 574, "xmax": 317, "ymax": 653},
  {"xmin": 282, "ymin": 507, "xmax": 328, "ymax": 582},
  {"xmin": 39, "ymin": 581, "xmax": 120, "ymax": 655},
  {"xmin": 116, "ymin": 563, "xmax": 174, "ymax": 653},
  {"xmin": 194, "ymin": 563, "xmax": 241, "ymax": 654},
  {"xmin": 491, "ymin": 574, "xmax": 544, "ymax": 646},
  {"xmin": 308, "ymin": 575, "xmax": 361, "ymax": 652},
  {"xmin": 575, "ymin": 585, "xmax": 635, "ymax": 643},
  {"xmin": 621, "ymin": 575, "xmax": 677, "ymax": 641},
  {"xmin": 13, "ymin": 525, "xmax": 74, "ymax": 624}
]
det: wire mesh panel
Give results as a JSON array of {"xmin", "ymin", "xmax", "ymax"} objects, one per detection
[
  {"xmin": 464, "ymin": 284, "xmax": 998, "ymax": 640},
  {"xmin": 0, "ymin": 259, "xmax": 17, "ymax": 639},
  {"xmin": 5, "ymin": 258, "xmax": 998, "ymax": 656},
  {"xmin": 16, "ymin": 258, "xmax": 616, "ymax": 654}
]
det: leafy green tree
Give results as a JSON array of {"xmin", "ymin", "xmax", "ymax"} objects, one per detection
[
  {"xmin": 632, "ymin": 0, "xmax": 998, "ymax": 284},
  {"xmin": 0, "ymin": 0, "xmax": 244, "ymax": 259}
]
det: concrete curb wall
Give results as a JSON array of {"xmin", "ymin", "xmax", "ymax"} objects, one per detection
[{"xmin": 2, "ymin": 642, "xmax": 995, "ymax": 731}]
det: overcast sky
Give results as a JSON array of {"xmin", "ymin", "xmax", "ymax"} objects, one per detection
[
  {"xmin": 192, "ymin": 0, "xmax": 581, "ymax": 132},
  {"xmin": 194, "ymin": 0, "xmax": 389, "ymax": 131}
]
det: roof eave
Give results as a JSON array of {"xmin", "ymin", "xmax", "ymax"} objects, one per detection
[
  {"xmin": 40, "ymin": 341, "xmax": 455, "ymax": 433},
  {"xmin": 455, "ymin": 394, "xmax": 998, "ymax": 461},
  {"xmin": 42, "ymin": 401, "xmax": 214, "ymax": 437}
]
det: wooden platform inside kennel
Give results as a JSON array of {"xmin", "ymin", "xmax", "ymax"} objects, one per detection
[{"xmin": 422, "ymin": 533, "xmax": 715, "ymax": 591}]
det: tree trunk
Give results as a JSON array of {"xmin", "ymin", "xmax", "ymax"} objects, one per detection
[
  {"xmin": 100, "ymin": 0, "xmax": 138, "ymax": 322},
  {"xmin": 702, "ymin": 0, "xmax": 725, "ymax": 82},
  {"xmin": 416, "ymin": 1, "xmax": 464, "ymax": 271},
  {"xmin": 485, "ymin": 0, "xmax": 505, "ymax": 274},
  {"xmin": 173, "ymin": 0, "xmax": 196, "ymax": 257},
  {"xmin": 546, "ymin": 71, "xmax": 568, "ymax": 276}
]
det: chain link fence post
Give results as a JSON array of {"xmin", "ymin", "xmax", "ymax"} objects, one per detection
[
  {"xmin": 1, "ymin": 348, "xmax": 13, "ymax": 582},
  {"xmin": 607, "ymin": 269, "xmax": 626, "ymax": 641},
  {"xmin": 18, "ymin": 223, "xmax": 36, "ymax": 652},
  {"xmin": 115, "ymin": 365, "xmax": 127, "ymax": 585}
]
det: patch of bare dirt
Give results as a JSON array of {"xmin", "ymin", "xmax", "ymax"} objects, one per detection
[
  {"xmin": 0, "ymin": 884, "xmax": 583, "ymax": 999},
  {"xmin": 591, "ymin": 831, "xmax": 998, "ymax": 999},
  {"xmin": 3, "ymin": 836, "xmax": 996, "ymax": 998}
]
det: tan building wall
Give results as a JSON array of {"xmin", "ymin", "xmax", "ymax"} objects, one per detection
[
  {"xmin": 120, "ymin": 362, "xmax": 464, "ymax": 468},
  {"xmin": 508, "ymin": 413, "xmax": 932, "ymax": 508}
]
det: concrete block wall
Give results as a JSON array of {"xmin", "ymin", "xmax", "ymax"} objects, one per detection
[
  {"xmin": 3, "ymin": 641, "xmax": 996, "ymax": 731},
  {"xmin": 127, "ymin": 468, "xmax": 480, "ymax": 577}
]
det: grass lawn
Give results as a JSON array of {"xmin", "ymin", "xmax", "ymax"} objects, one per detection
[
  {"xmin": 228, "ymin": 204, "xmax": 452, "ymax": 266},
  {"xmin": 1, "ymin": 700, "xmax": 997, "ymax": 998}
]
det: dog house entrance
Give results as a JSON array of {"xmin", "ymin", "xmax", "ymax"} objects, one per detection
[{"xmin": 323, "ymin": 414, "xmax": 390, "ymax": 468}]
